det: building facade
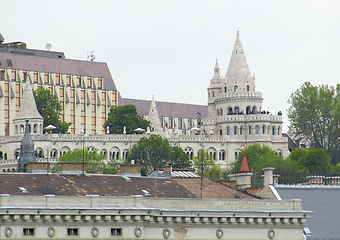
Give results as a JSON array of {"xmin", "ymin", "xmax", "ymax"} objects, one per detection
[
  {"xmin": 0, "ymin": 32, "xmax": 289, "ymax": 172},
  {"xmin": 0, "ymin": 39, "xmax": 118, "ymax": 136}
]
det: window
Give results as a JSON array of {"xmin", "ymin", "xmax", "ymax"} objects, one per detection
[
  {"xmin": 246, "ymin": 85, "xmax": 249, "ymax": 91},
  {"xmin": 66, "ymin": 75, "xmax": 71, "ymax": 86},
  {"xmin": 235, "ymin": 152, "xmax": 238, "ymax": 159},
  {"xmin": 7, "ymin": 59, "xmax": 13, "ymax": 67},
  {"xmin": 23, "ymin": 228, "xmax": 35, "ymax": 236},
  {"xmin": 98, "ymin": 78, "xmax": 102, "ymax": 89},
  {"xmin": 262, "ymin": 125, "xmax": 265, "ymax": 134},
  {"xmin": 219, "ymin": 150, "xmax": 225, "ymax": 161},
  {"xmin": 248, "ymin": 126, "xmax": 252, "ymax": 135},
  {"xmin": 67, "ymin": 228, "xmax": 79, "ymax": 236},
  {"xmin": 227, "ymin": 127, "xmax": 230, "ymax": 135},
  {"xmin": 278, "ymin": 127, "xmax": 281, "ymax": 135},
  {"xmin": 234, "ymin": 85, "xmax": 238, "ymax": 92},
  {"xmin": 255, "ymin": 125, "xmax": 259, "ymax": 134},
  {"xmin": 224, "ymin": 86, "xmax": 227, "ymax": 92},
  {"xmin": 234, "ymin": 126, "xmax": 237, "ymax": 135},
  {"xmin": 111, "ymin": 228, "xmax": 122, "ymax": 236},
  {"xmin": 272, "ymin": 127, "xmax": 275, "ymax": 135},
  {"xmin": 219, "ymin": 129, "xmax": 222, "ymax": 135},
  {"xmin": 87, "ymin": 77, "xmax": 92, "ymax": 88},
  {"xmin": 240, "ymin": 127, "xmax": 243, "ymax": 135}
]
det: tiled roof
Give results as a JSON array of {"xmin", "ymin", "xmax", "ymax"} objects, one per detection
[
  {"xmin": 0, "ymin": 173, "xmax": 257, "ymax": 200},
  {"xmin": 0, "ymin": 52, "xmax": 117, "ymax": 91},
  {"xmin": 121, "ymin": 98, "xmax": 208, "ymax": 119},
  {"xmin": 275, "ymin": 185, "xmax": 340, "ymax": 239}
]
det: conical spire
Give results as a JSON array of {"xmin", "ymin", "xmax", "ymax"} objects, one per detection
[
  {"xmin": 13, "ymin": 81, "xmax": 43, "ymax": 121},
  {"xmin": 213, "ymin": 59, "xmax": 221, "ymax": 79},
  {"xmin": 239, "ymin": 153, "xmax": 250, "ymax": 173},
  {"xmin": 148, "ymin": 96, "xmax": 164, "ymax": 135},
  {"xmin": 17, "ymin": 119, "xmax": 36, "ymax": 172},
  {"xmin": 225, "ymin": 31, "xmax": 251, "ymax": 79}
]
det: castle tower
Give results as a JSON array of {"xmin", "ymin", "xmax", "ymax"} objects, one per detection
[{"xmin": 12, "ymin": 81, "xmax": 43, "ymax": 135}]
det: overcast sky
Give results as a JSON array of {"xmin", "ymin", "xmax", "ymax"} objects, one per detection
[{"xmin": 1, "ymin": 0, "xmax": 340, "ymax": 132}]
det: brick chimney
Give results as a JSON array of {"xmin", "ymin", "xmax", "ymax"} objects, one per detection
[
  {"xmin": 58, "ymin": 163, "xmax": 84, "ymax": 174},
  {"xmin": 26, "ymin": 162, "xmax": 50, "ymax": 173},
  {"xmin": 120, "ymin": 164, "xmax": 141, "ymax": 177}
]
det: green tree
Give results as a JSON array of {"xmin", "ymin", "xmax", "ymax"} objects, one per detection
[
  {"xmin": 34, "ymin": 87, "xmax": 71, "ymax": 134},
  {"xmin": 193, "ymin": 150, "xmax": 222, "ymax": 181},
  {"xmin": 104, "ymin": 105, "xmax": 150, "ymax": 134},
  {"xmin": 58, "ymin": 148, "xmax": 107, "ymax": 172},
  {"xmin": 127, "ymin": 134, "xmax": 191, "ymax": 175},
  {"xmin": 288, "ymin": 82, "xmax": 340, "ymax": 164}
]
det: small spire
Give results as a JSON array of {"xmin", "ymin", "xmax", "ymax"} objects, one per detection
[
  {"xmin": 148, "ymin": 96, "xmax": 164, "ymax": 135},
  {"xmin": 213, "ymin": 59, "xmax": 221, "ymax": 79},
  {"xmin": 239, "ymin": 153, "xmax": 250, "ymax": 173}
]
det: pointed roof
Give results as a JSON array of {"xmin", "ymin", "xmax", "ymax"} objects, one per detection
[
  {"xmin": 225, "ymin": 31, "xmax": 251, "ymax": 79},
  {"xmin": 18, "ymin": 119, "xmax": 36, "ymax": 172},
  {"xmin": 239, "ymin": 154, "xmax": 250, "ymax": 173},
  {"xmin": 13, "ymin": 81, "xmax": 43, "ymax": 121},
  {"xmin": 148, "ymin": 96, "xmax": 164, "ymax": 135},
  {"xmin": 213, "ymin": 59, "xmax": 221, "ymax": 79}
]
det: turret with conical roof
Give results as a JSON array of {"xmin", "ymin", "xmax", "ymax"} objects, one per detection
[
  {"xmin": 12, "ymin": 80, "xmax": 43, "ymax": 135},
  {"xmin": 147, "ymin": 96, "xmax": 164, "ymax": 135},
  {"xmin": 17, "ymin": 119, "xmax": 36, "ymax": 172}
]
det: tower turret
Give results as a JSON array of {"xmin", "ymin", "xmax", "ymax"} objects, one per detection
[{"xmin": 17, "ymin": 119, "xmax": 37, "ymax": 172}]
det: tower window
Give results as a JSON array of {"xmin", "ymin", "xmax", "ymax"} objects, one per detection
[
  {"xmin": 234, "ymin": 85, "xmax": 238, "ymax": 92},
  {"xmin": 246, "ymin": 85, "xmax": 249, "ymax": 91}
]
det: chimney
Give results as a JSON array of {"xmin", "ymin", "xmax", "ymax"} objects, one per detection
[
  {"xmin": 163, "ymin": 164, "xmax": 172, "ymax": 175},
  {"xmin": 58, "ymin": 163, "xmax": 84, "ymax": 174},
  {"xmin": 228, "ymin": 154, "xmax": 252, "ymax": 189},
  {"xmin": 120, "ymin": 164, "xmax": 141, "ymax": 177},
  {"xmin": 26, "ymin": 162, "xmax": 50, "ymax": 173},
  {"xmin": 262, "ymin": 167, "xmax": 275, "ymax": 187}
]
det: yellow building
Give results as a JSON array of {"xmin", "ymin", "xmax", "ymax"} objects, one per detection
[{"xmin": 0, "ymin": 40, "xmax": 118, "ymax": 136}]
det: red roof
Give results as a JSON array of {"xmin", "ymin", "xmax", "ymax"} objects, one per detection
[{"xmin": 239, "ymin": 154, "xmax": 250, "ymax": 173}]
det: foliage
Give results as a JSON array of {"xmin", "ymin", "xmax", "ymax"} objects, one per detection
[
  {"xmin": 127, "ymin": 134, "xmax": 191, "ymax": 176},
  {"xmin": 193, "ymin": 150, "xmax": 222, "ymax": 181},
  {"xmin": 103, "ymin": 104, "xmax": 150, "ymax": 134},
  {"xmin": 33, "ymin": 87, "xmax": 71, "ymax": 134},
  {"xmin": 288, "ymin": 147, "xmax": 331, "ymax": 175},
  {"xmin": 58, "ymin": 148, "xmax": 106, "ymax": 172},
  {"xmin": 288, "ymin": 82, "xmax": 340, "ymax": 164}
]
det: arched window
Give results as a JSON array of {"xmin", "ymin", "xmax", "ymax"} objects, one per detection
[
  {"xmin": 246, "ymin": 85, "xmax": 249, "ymax": 91},
  {"xmin": 227, "ymin": 127, "xmax": 230, "ymax": 135},
  {"xmin": 234, "ymin": 152, "xmax": 238, "ymax": 160},
  {"xmin": 234, "ymin": 126, "xmax": 237, "ymax": 135},
  {"xmin": 185, "ymin": 147, "xmax": 194, "ymax": 160},
  {"xmin": 219, "ymin": 150, "xmax": 226, "ymax": 161},
  {"xmin": 212, "ymin": 91, "xmax": 214, "ymax": 97},
  {"xmin": 224, "ymin": 87, "xmax": 227, "ymax": 92},
  {"xmin": 246, "ymin": 106, "xmax": 251, "ymax": 114},
  {"xmin": 234, "ymin": 85, "xmax": 238, "ymax": 92},
  {"xmin": 255, "ymin": 125, "xmax": 259, "ymax": 134},
  {"xmin": 234, "ymin": 106, "xmax": 239, "ymax": 113},
  {"xmin": 249, "ymin": 126, "xmax": 252, "ymax": 135},
  {"xmin": 278, "ymin": 127, "xmax": 281, "ymax": 135},
  {"xmin": 217, "ymin": 109, "xmax": 220, "ymax": 116},
  {"xmin": 219, "ymin": 129, "xmax": 223, "ymax": 135},
  {"xmin": 262, "ymin": 125, "xmax": 266, "ymax": 134},
  {"xmin": 220, "ymin": 109, "xmax": 223, "ymax": 116},
  {"xmin": 272, "ymin": 127, "xmax": 275, "ymax": 135},
  {"xmin": 228, "ymin": 107, "xmax": 232, "ymax": 115},
  {"xmin": 240, "ymin": 127, "xmax": 243, "ymax": 135}
]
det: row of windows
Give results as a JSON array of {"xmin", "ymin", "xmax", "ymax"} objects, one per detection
[
  {"xmin": 6, "ymin": 227, "xmax": 122, "ymax": 237},
  {"xmin": 0, "ymin": 68, "xmax": 103, "ymax": 90},
  {"xmin": 208, "ymin": 85, "xmax": 250, "ymax": 98},
  {"xmin": 220, "ymin": 126, "xmax": 281, "ymax": 136}
]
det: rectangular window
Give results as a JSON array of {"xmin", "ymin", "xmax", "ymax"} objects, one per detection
[
  {"xmin": 23, "ymin": 228, "xmax": 35, "ymax": 236},
  {"xmin": 44, "ymin": 73, "xmax": 49, "ymax": 84},
  {"xmin": 111, "ymin": 228, "xmax": 122, "ymax": 236},
  {"xmin": 12, "ymin": 70, "xmax": 16, "ymax": 81},
  {"xmin": 98, "ymin": 78, "xmax": 102, "ymax": 89},
  {"xmin": 0, "ymin": 68, "xmax": 5, "ymax": 79},
  {"xmin": 77, "ymin": 76, "xmax": 81, "ymax": 87},
  {"xmin": 6, "ymin": 59, "xmax": 13, "ymax": 67},
  {"xmin": 87, "ymin": 77, "xmax": 92, "ymax": 88},
  {"xmin": 33, "ymin": 72, "xmax": 38, "ymax": 83},
  {"xmin": 22, "ymin": 70, "xmax": 27, "ymax": 82},
  {"xmin": 55, "ymin": 74, "xmax": 60, "ymax": 85},
  {"xmin": 66, "ymin": 75, "xmax": 71, "ymax": 86},
  {"xmin": 112, "ymin": 92, "xmax": 116, "ymax": 106},
  {"xmin": 67, "ymin": 228, "xmax": 79, "ymax": 236}
]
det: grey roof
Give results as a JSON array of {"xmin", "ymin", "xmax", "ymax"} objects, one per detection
[
  {"xmin": 121, "ymin": 98, "xmax": 208, "ymax": 119},
  {"xmin": 0, "ymin": 46, "xmax": 65, "ymax": 59},
  {"xmin": 0, "ymin": 52, "xmax": 117, "ymax": 91},
  {"xmin": 275, "ymin": 185, "xmax": 340, "ymax": 239}
]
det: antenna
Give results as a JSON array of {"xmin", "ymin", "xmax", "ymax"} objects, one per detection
[
  {"xmin": 45, "ymin": 43, "xmax": 52, "ymax": 51},
  {"xmin": 87, "ymin": 50, "xmax": 96, "ymax": 62}
]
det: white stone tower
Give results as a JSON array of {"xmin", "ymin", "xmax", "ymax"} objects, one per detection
[{"xmin": 12, "ymin": 81, "xmax": 43, "ymax": 135}]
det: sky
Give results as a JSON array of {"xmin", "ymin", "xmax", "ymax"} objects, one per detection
[{"xmin": 1, "ymin": 0, "xmax": 340, "ymax": 132}]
